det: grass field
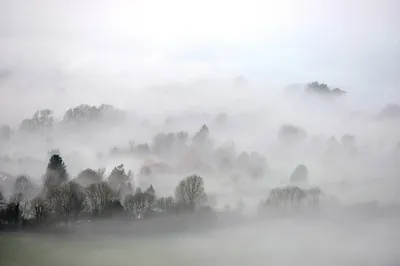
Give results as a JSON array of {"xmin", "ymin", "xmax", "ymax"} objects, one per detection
[{"xmin": 1, "ymin": 217, "xmax": 400, "ymax": 266}]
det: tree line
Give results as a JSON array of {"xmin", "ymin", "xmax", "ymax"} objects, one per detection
[
  {"xmin": 0, "ymin": 153, "xmax": 324, "ymax": 231},
  {"xmin": 0, "ymin": 154, "xmax": 209, "ymax": 230}
]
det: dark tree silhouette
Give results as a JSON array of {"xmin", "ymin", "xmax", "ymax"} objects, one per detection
[
  {"xmin": 0, "ymin": 187, "xmax": 6, "ymax": 211},
  {"xmin": 31, "ymin": 196, "xmax": 49, "ymax": 226},
  {"xmin": 265, "ymin": 186, "xmax": 307, "ymax": 209},
  {"xmin": 193, "ymin": 124, "xmax": 209, "ymax": 144},
  {"xmin": 264, "ymin": 185, "xmax": 323, "ymax": 211},
  {"xmin": 107, "ymin": 164, "xmax": 131, "ymax": 192},
  {"xmin": 305, "ymin": 81, "xmax": 346, "ymax": 96},
  {"xmin": 44, "ymin": 154, "xmax": 68, "ymax": 189}
]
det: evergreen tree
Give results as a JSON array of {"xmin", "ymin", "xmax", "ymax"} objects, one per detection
[{"xmin": 44, "ymin": 154, "xmax": 68, "ymax": 188}]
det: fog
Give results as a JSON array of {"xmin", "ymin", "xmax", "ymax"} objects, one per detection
[{"xmin": 1, "ymin": 0, "xmax": 400, "ymax": 265}]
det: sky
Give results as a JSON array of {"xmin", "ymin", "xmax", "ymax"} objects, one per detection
[{"xmin": 0, "ymin": 0, "xmax": 399, "ymax": 121}]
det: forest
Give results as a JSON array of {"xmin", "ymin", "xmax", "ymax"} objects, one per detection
[{"xmin": 1, "ymin": 81, "xmax": 399, "ymax": 234}]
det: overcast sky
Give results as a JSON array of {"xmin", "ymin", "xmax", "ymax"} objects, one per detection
[{"xmin": 0, "ymin": 0, "xmax": 399, "ymax": 120}]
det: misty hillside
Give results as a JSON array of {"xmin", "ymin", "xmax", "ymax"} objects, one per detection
[{"xmin": 1, "ymin": 0, "xmax": 400, "ymax": 265}]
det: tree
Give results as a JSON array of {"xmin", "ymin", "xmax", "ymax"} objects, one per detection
[
  {"xmin": 290, "ymin": 164, "xmax": 308, "ymax": 184},
  {"xmin": 155, "ymin": 196, "xmax": 175, "ymax": 211},
  {"xmin": 152, "ymin": 132, "xmax": 176, "ymax": 155},
  {"xmin": 30, "ymin": 196, "xmax": 49, "ymax": 226},
  {"xmin": 76, "ymin": 168, "xmax": 103, "ymax": 186},
  {"xmin": 107, "ymin": 164, "xmax": 131, "ymax": 192},
  {"xmin": 20, "ymin": 109, "xmax": 54, "ymax": 132},
  {"xmin": 265, "ymin": 186, "xmax": 307, "ymax": 210},
  {"xmin": 175, "ymin": 175, "xmax": 206, "ymax": 211},
  {"xmin": 86, "ymin": 182, "xmax": 114, "ymax": 217},
  {"xmin": 145, "ymin": 185, "xmax": 156, "ymax": 202},
  {"xmin": 46, "ymin": 181, "xmax": 86, "ymax": 226},
  {"xmin": 124, "ymin": 189, "xmax": 153, "ymax": 219},
  {"xmin": 14, "ymin": 175, "xmax": 33, "ymax": 195},
  {"xmin": 305, "ymin": 82, "xmax": 346, "ymax": 97},
  {"xmin": 0, "ymin": 124, "xmax": 11, "ymax": 141},
  {"xmin": 305, "ymin": 187, "xmax": 323, "ymax": 207},
  {"xmin": 104, "ymin": 198, "xmax": 124, "ymax": 217},
  {"xmin": 0, "ymin": 188, "xmax": 5, "ymax": 204},
  {"xmin": 278, "ymin": 124, "xmax": 307, "ymax": 143},
  {"xmin": 44, "ymin": 154, "xmax": 68, "ymax": 189},
  {"xmin": 0, "ymin": 187, "xmax": 6, "ymax": 216},
  {"xmin": 3, "ymin": 193, "xmax": 25, "ymax": 226},
  {"xmin": 192, "ymin": 124, "xmax": 209, "ymax": 144}
]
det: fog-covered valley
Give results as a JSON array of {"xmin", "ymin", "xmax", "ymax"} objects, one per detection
[{"xmin": 1, "ymin": 0, "xmax": 400, "ymax": 265}]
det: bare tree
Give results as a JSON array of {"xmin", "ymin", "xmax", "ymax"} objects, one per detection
[
  {"xmin": 3, "ymin": 193, "xmax": 26, "ymax": 225},
  {"xmin": 47, "ymin": 182, "xmax": 86, "ymax": 226},
  {"xmin": 14, "ymin": 175, "xmax": 34, "ymax": 196},
  {"xmin": 175, "ymin": 175, "xmax": 206, "ymax": 211},
  {"xmin": 123, "ymin": 189, "xmax": 153, "ymax": 219},
  {"xmin": 305, "ymin": 187, "xmax": 323, "ymax": 207},
  {"xmin": 86, "ymin": 182, "xmax": 114, "ymax": 217},
  {"xmin": 30, "ymin": 196, "xmax": 49, "ymax": 226},
  {"xmin": 155, "ymin": 196, "xmax": 175, "ymax": 211},
  {"xmin": 0, "ymin": 187, "xmax": 6, "ymax": 210},
  {"xmin": 266, "ymin": 186, "xmax": 307, "ymax": 210}
]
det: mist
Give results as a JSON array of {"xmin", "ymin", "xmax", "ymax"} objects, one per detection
[{"xmin": 1, "ymin": 0, "xmax": 400, "ymax": 265}]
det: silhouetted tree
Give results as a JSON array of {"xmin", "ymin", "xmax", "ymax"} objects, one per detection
[
  {"xmin": 104, "ymin": 198, "xmax": 124, "ymax": 217},
  {"xmin": 44, "ymin": 154, "xmax": 68, "ymax": 189},
  {"xmin": 4, "ymin": 193, "xmax": 25, "ymax": 226},
  {"xmin": 305, "ymin": 82, "xmax": 345, "ymax": 96},
  {"xmin": 175, "ymin": 175, "xmax": 206, "ymax": 211},
  {"xmin": 107, "ymin": 164, "xmax": 131, "ymax": 192},
  {"xmin": 63, "ymin": 104, "xmax": 125, "ymax": 125},
  {"xmin": 265, "ymin": 186, "xmax": 307, "ymax": 209},
  {"xmin": 193, "ymin": 124, "xmax": 209, "ymax": 144},
  {"xmin": 290, "ymin": 164, "xmax": 308, "ymax": 184},
  {"xmin": 20, "ymin": 109, "xmax": 54, "ymax": 132},
  {"xmin": 155, "ymin": 196, "xmax": 175, "ymax": 211},
  {"xmin": 152, "ymin": 132, "xmax": 176, "ymax": 155},
  {"xmin": 14, "ymin": 175, "xmax": 33, "ymax": 195},
  {"xmin": 86, "ymin": 182, "xmax": 114, "ymax": 217},
  {"xmin": 124, "ymin": 188, "xmax": 153, "ymax": 219},
  {"xmin": 305, "ymin": 187, "xmax": 323, "ymax": 206},
  {"xmin": 76, "ymin": 168, "xmax": 103, "ymax": 186},
  {"xmin": 46, "ymin": 181, "xmax": 86, "ymax": 226},
  {"xmin": 30, "ymin": 196, "xmax": 49, "ymax": 226},
  {"xmin": 0, "ymin": 187, "xmax": 6, "ymax": 212},
  {"xmin": 145, "ymin": 185, "xmax": 156, "ymax": 199}
]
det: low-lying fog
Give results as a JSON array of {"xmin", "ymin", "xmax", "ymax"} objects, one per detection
[{"xmin": 1, "ymin": 0, "xmax": 400, "ymax": 265}]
